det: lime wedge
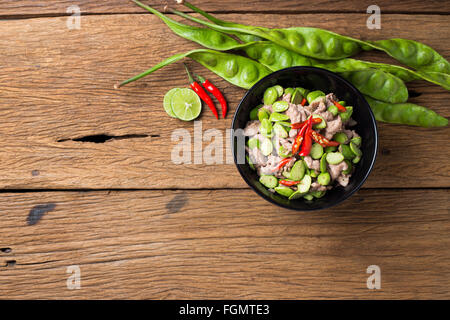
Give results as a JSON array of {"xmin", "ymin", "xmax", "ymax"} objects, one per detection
[
  {"xmin": 163, "ymin": 88, "xmax": 180, "ymax": 118},
  {"xmin": 171, "ymin": 88, "xmax": 202, "ymax": 121}
]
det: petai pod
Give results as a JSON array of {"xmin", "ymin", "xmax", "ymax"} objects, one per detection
[
  {"xmin": 182, "ymin": 1, "xmax": 243, "ymax": 29},
  {"xmin": 415, "ymin": 71, "xmax": 450, "ymax": 90},
  {"xmin": 243, "ymin": 41, "xmax": 315, "ymax": 70},
  {"xmin": 352, "ymin": 61, "xmax": 449, "ymax": 90},
  {"xmin": 116, "ymin": 49, "xmax": 270, "ymax": 89},
  {"xmin": 340, "ymin": 70, "xmax": 408, "ymax": 104},
  {"xmin": 365, "ymin": 96, "xmax": 448, "ymax": 127},
  {"xmin": 243, "ymin": 42, "xmax": 450, "ymax": 90},
  {"xmin": 188, "ymin": 51, "xmax": 270, "ymax": 89},
  {"xmin": 171, "ymin": 9, "xmax": 361, "ymax": 60},
  {"xmin": 181, "ymin": 1, "xmax": 265, "ymax": 43},
  {"xmin": 243, "ymin": 42, "xmax": 409, "ymax": 103},
  {"xmin": 364, "ymin": 39, "xmax": 450, "ymax": 75},
  {"xmin": 132, "ymin": 0, "xmax": 241, "ymax": 50},
  {"xmin": 243, "ymin": 41, "xmax": 410, "ymax": 77},
  {"xmin": 182, "ymin": 1, "xmax": 450, "ymax": 76}
]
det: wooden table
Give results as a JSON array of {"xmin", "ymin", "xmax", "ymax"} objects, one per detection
[{"xmin": 0, "ymin": 0, "xmax": 449, "ymax": 299}]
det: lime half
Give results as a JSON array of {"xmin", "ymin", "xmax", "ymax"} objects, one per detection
[
  {"xmin": 163, "ymin": 88, "xmax": 180, "ymax": 118},
  {"xmin": 171, "ymin": 88, "xmax": 202, "ymax": 121}
]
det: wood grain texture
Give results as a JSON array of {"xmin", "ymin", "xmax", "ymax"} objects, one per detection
[
  {"xmin": 0, "ymin": 13, "xmax": 449, "ymax": 189},
  {"xmin": 1, "ymin": 4, "xmax": 449, "ymax": 301},
  {"xmin": 1, "ymin": 0, "xmax": 449, "ymax": 16},
  {"xmin": 0, "ymin": 189, "xmax": 449, "ymax": 299}
]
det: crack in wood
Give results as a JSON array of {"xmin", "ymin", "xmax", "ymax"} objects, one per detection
[
  {"xmin": 57, "ymin": 134, "xmax": 155, "ymax": 143},
  {"xmin": 1, "ymin": 248, "xmax": 12, "ymax": 253},
  {"xmin": 5, "ymin": 260, "xmax": 16, "ymax": 268},
  {"xmin": 0, "ymin": 10, "xmax": 449, "ymax": 21},
  {"xmin": 408, "ymin": 89, "xmax": 423, "ymax": 98}
]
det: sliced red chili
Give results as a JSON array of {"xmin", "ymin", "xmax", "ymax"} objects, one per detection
[
  {"xmin": 299, "ymin": 129, "xmax": 312, "ymax": 156},
  {"xmin": 332, "ymin": 100, "xmax": 347, "ymax": 112},
  {"xmin": 291, "ymin": 121, "xmax": 309, "ymax": 155},
  {"xmin": 272, "ymin": 157, "xmax": 293, "ymax": 172},
  {"xmin": 291, "ymin": 117, "xmax": 322, "ymax": 129},
  {"xmin": 279, "ymin": 180, "xmax": 300, "ymax": 187},
  {"xmin": 291, "ymin": 134, "xmax": 304, "ymax": 155},
  {"xmin": 311, "ymin": 130, "xmax": 340, "ymax": 147},
  {"xmin": 300, "ymin": 98, "xmax": 307, "ymax": 106},
  {"xmin": 298, "ymin": 116, "xmax": 313, "ymax": 157}
]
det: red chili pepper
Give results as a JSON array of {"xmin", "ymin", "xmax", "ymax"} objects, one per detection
[
  {"xmin": 291, "ymin": 117, "xmax": 322, "ymax": 129},
  {"xmin": 332, "ymin": 100, "xmax": 347, "ymax": 112},
  {"xmin": 310, "ymin": 130, "xmax": 340, "ymax": 147},
  {"xmin": 279, "ymin": 180, "xmax": 300, "ymax": 187},
  {"xmin": 291, "ymin": 121, "xmax": 308, "ymax": 155},
  {"xmin": 272, "ymin": 157, "xmax": 293, "ymax": 172},
  {"xmin": 300, "ymin": 98, "xmax": 307, "ymax": 106},
  {"xmin": 184, "ymin": 64, "xmax": 219, "ymax": 119},
  {"xmin": 195, "ymin": 73, "xmax": 228, "ymax": 118},
  {"xmin": 299, "ymin": 116, "xmax": 313, "ymax": 157}
]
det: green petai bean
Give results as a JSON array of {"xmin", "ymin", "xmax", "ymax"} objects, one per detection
[
  {"xmin": 339, "ymin": 106, "xmax": 353, "ymax": 122},
  {"xmin": 260, "ymin": 118, "xmax": 272, "ymax": 136},
  {"xmin": 259, "ymin": 175, "xmax": 278, "ymax": 189},
  {"xmin": 243, "ymin": 42, "xmax": 409, "ymax": 103},
  {"xmin": 242, "ymin": 42, "xmax": 450, "ymax": 90},
  {"xmin": 192, "ymin": 51, "xmax": 271, "ymax": 89},
  {"xmin": 328, "ymin": 105, "xmax": 339, "ymax": 116},
  {"xmin": 290, "ymin": 89, "xmax": 303, "ymax": 104},
  {"xmin": 116, "ymin": 49, "xmax": 271, "ymax": 89},
  {"xmin": 167, "ymin": 1, "xmax": 449, "ymax": 90},
  {"xmin": 415, "ymin": 71, "xmax": 450, "ymax": 91},
  {"xmin": 132, "ymin": 0, "xmax": 242, "ymax": 51},
  {"xmin": 317, "ymin": 172, "xmax": 331, "ymax": 186},
  {"xmin": 182, "ymin": 2, "xmax": 450, "ymax": 76},
  {"xmin": 306, "ymin": 90, "xmax": 326, "ymax": 104},
  {"xmin": 258, "ymin": 108, "xmax": 269, "ymax": 122},
  {"xmin": 365, "ymin": 96, "xmax": 448, "ymax": 127},
  {"xmin": 263, "ymin": 87, "xmax": 279, "ymax": 105},
  {"xmin": 340, "ymin": 70, "xmax": 408, "ymax": 104},
  {"xmin": 171, "ymin": 9, "xmax": 360, "ymax": 60},
  {"xmin": 364, "ymin": 39, "xmax": 450, "ymax": 74}
]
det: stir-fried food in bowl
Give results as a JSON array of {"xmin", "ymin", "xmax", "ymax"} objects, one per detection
[{"xmin": 244, "ymin": 86, "xmax": 363, "ymax": 201}]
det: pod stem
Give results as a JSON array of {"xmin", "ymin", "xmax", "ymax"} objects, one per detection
[
  {"xmin": 183, "ymin": 63, "xmax": 195, "ymax": 84},
  {"xmin": 114, "ymin": 50, "xmax": 200, "ymax": 88}
]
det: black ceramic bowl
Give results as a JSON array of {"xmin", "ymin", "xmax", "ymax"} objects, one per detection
[{"xmin": 231, "ymin": 67, "xmax": 378, "ymax": 211}]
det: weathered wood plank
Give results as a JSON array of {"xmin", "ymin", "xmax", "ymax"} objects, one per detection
[
  {"xmin": 0, "ymin": 189, "xmax": 448, "ymax": 299},
  {"xmin": 0, "ymin": 14, "xmax": 448, "ymax": 189},
  {"xmin": 0, "ymin": 0, "xmax": 449, "ymax": 16}
]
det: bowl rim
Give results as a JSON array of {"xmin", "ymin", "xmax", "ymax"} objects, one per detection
[{"xmin": 231, "ymin": 66, "xmax": 378, "ymax": 211}]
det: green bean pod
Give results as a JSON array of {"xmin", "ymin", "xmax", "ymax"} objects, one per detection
[
  {"xmin": 116, "ymin": 49, "xmax": 271, "ymax": 89},
  {"xmin": 171, "ymin": 9, "xmax": 361, "ymax": 60},
  {"xmin": 182, "ymin": 1, "xmax": 238, "ymax": 28},
  {"xmin": 189, "ymin": 51, "xmax": 271, "ymax": 89},
  {"xmin": 181, "ymin": 1, "xmax": 265, "ymax": 43},
  {"xmin": 340, "ymin": 70, "xmax": 408, "ymax": 104},
  {"xmin": 243, "ymin": 41, "xmax": 408, "ymax": 103},
  {"xmin": 132, "ymin": 0, "xmax": 242, "ymax": 50},
  {"xmin": 352, "ymin": 61, "xmax": 450, "ymax": 90},
  {"xmin": 364, "ymin": 39, "xmax": 450, "ymax": 74},
  {"xmin": 416, "ymin": 71, "xmax": 450, "ymax": 90},
  {"xmin": 182, "ymin": 1, "xmax": 450, "ymax": 76},
  {"xmin": 243, "ymin": 42, "xmax": 450, "ymax": 90},
  {"xmin": 244, "ymin": 41, "xmax": 314, "ymax": 69},
  {"xmin": 365, "ymin": 96, "xmax": 448, "ymax": 127}
]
